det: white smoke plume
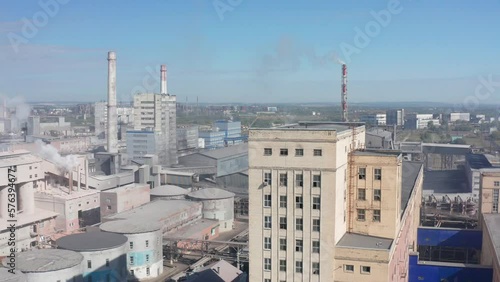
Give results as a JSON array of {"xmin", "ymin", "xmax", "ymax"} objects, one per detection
[
  {"xmin": 1, "ymin": 95, "xmax": 31, "ymax": 121},
  {"xmin": 333, "ymin": 53, "xmax": 345, "ymax": 65},
  {"xmin": 35, "ymin": 140, "xmax": 79, "ymax": 173}
]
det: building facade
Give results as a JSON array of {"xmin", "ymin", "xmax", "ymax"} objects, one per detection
[
  {"xmin": 360, "ymin": 114, "xmax": 386, "ymax": 126},
  {"xmin": 386, "ymin": 109, "xmax": 405, "ymax": 126}
]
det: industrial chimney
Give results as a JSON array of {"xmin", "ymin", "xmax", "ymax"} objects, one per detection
[
  {"xmin": 341, "ymin": 64, "xmax": 348, "ymax": 122},
  {"xmin": 160, "ymin": 64, "xmax": 167, "ymax": 94},
  {"xmin": 107, "ymin": 51, "xmax": 118, "ymax": 153}
]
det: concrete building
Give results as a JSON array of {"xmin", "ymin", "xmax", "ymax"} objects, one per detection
[
  {"xmin": 14, "ymin": 249, "xmax": 84, "ymax": 282},
  {"xmin": 164, "ymin": 218, "xmax": 220, "ymax": 253},
  {"xmin": 99, "ymin": 183, "xmax": 150, "ymax": 218},
  {"xmin": 95, "ymin": 101, "xmax": 108, "ymax": 139},
  {"xmin": 150, "ymin": 184, "xmax": 189, "ymax": 200},
  {"xmin": 187, "ymin": 188, "xmax": 235, "ymax": 232},
  {"xmin": 184, "ymin": 259, "xmax": 246, "ymax": 282},
  {"xmin": 198, "ymin": 130, "xmax": 226, "ymax": 149},
  {"xmin": 449, "ymin": 112, "xmax": 471, "ymax": 123},
  {"xmin": 199, "ymin": 120, "xmax": 242, "ymax": 149},
  {"xmin": 248, "ymin": 122, "xmax": 423, "ymax": 281},
  {"xmin": 360, "ymin": 114, "xmax": 386, "ymax": 126},
  {"xmin": 57, "ymin": 231, "xmax": 128, "ymax": 281},
  {"xmin": 126, "ymin": 130, "xmax": 162, "ymax": 163},
  {"xmin": 0, "ymin": 150, "xmax": 58, "ymax": 255},
  {"xmin": 133, "ymin": 93, "xmax": 177, "ymax": 166},
  {"xmin": 479, "ymin": 170, "xmax": 500, "ymax": 217},
  {"xmin": 177, "ymin": 125, "xmax": 199, "ymax": 152},
  {"xmin": 366, "ymin": 128, "xmax": 394, "ymax": 149},
  {"xmin": 466, "ymin": 153, "xmax": 500, "ymax": 200},
  {"xmin": 405, "ymin": 114, "xmax": 440, "ymax": 130},
  {"xmin": 386, "ymin": 109, "xmax": 405, "ymax": 126},
  {"xmin": 100, "ymin": 220, "xmax": 163, "ymax": 280}
]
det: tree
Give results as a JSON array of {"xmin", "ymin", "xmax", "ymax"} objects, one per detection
[{"xmin": 491, "ymin": 131, "xmax": 500, "ymax": 140}]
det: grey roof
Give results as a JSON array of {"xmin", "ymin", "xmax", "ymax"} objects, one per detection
[
  {"xmin": 466, "ymin": 153, "xmax": 493, "ymax": 169},
  {"xmin": 336, "ymin": 233, "xmax": 393, "ymax": 250},
  {"xmin": 57, "ymin": 231, "xmax": 128, "ymax": 252},
  {"xmin": 12, "ymin": 249, "xmax": 83, "ymax": 273},
  {"xmin": 0, "ymin": 267, "xmax": 27, "ymax": 282},
  {"xmin": 100, "ymin": 219, "xmax": 161, "ymax": 234},
  {"xmin": 165, "ymin": 219, "xmax": 219, "ymax": 239},
  {"xmin": 482, "ymin": 214, "xmax": 500, "ymax": 266},
  {"xmin": 423, "ymin": 170, "xmax": 468, "ymax": 194},
  {"xmin": 353, "ymin": 150, "xmax": 401, "ymax": 157},
  {"xmin": 402, "ymin": 162, "xmax": 423, "ymax": 213},
  {"xmin": 150, "ymin": 185, "xmax": 188, "ymax": 197},
  {"xmin": 186, "ymin": 259, "xmax": 244, "ymax": 282},
  {"xmin": 258, "ymin": 121, "xmax": 359, "ymax": 132},
  {"xmin": 188, "ymin": 188, "xmax": 235, "ymax": 200},
  {"xmin": 199, "ymin": 144, "xmax": 248, "ymax": 160},
  {"xmin": 367, "ymin": 128, "xmax": 393, "ymax": 139},
  {"xmin": 104, "ymin": 200, "xmax": 201, "ymax": 223}
]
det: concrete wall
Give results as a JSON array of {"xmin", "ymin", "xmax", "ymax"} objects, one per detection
[
  {"xmin": 179, "ymin": 154, "xmax": 216, "ymax": 168},
  {"xmin": 481, "ymin": 216, "xmax": 500, "ymax": 282},
  {"xmin": 218, "ymin": 154, "xmax": 248, "ymax": 177},
  {"xmin": 100, "ymin": 184, "xmax": 150, "ymax": 218},
  {"xmin": 73, "ymin": 245, "xmax": 128, "ymax": 282},
  {"xmin": 198, "ymin": 197, "xmax": 234, "ymax": 232},
  {"xmin": 0, "ymin": 218, "xmax": 56, "ymax": 255},
  {"xmin": 479, "ymin": 171, "xmax": 500, "ymax": 220},
  {"xmin": 334, "ymin": 248, "xmax": 390, "ymax": 282}
]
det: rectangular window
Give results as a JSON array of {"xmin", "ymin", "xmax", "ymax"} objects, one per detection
[
  {"xmin": 264, "ymin": 258, "xmax": 271, "ymax": 271},
  {"xmin": 264, "ymin": 148, "xmax": 272, "ymax": 156},
  {"xmin": 264, "ymin": 216, "xmax": 272, "ymax": 228},
  {"xmin": 313, "ymin": 149, "xmax": 322, "ymax": 156},
  {"xmin": 280, "ymin": 173, "xmax": 288, "ymax": 186},
  {"xmin": 296, "ymin": 174, "xmax": 304, "ymax": 187},
  {"xmin": 146, "ymin": 254, "xmax": 150, "ymax": 262},
  {"xmin": 295, "ymin": 196, "xmax": 303, "ymax": 209},
  {"xmin": 312, "ymin": 241, "xmax": 320, "ymax": 253},
  {"xmin": 357, "ymin": 209, "xmax": 366, "ymax": 221},
  {"xmin": 296, "ymin": 261, "xmax": 303, "ymax": 273},
  {"xmin": 280, "ymin": 195, "xmax": 287, "ymax": 208},
  {"xmin": 373, "ymin": 210, "xmax": 381, "ymax": 222},
  {"xmin": 280, "ymin": 148, "xmax": 288, "ymax": 156},
  {"xmin": 87, "ymin": 260, "xmax": 92, "ymax": 269},
  {"xmin": 296, "ymin": 218, "xmax": 303, "ymax": 231},
  {"xmin": 280, "ymin": 260, "xmax": 287, "ymax": 272},
  {"xmin": 264, "ymin": 195, "xmax": 271, "ymax": 207},
  {"xmin": 361, "ymin": 266, "xmax": 371, "ymax": 274},
  {"xmin": 312, "ymin": 262, "xmax": 320, "ymax": 275},
  {"xmin": 295, "ymin": 239, "xmax": 303, "ymax": 252},
  {"xmin": 280, "ymin": 238, "xmax": 287, "ymax": 251},
  {"xmin": 145, "ymin": 240, "xmax": 149, "ymax": 247},
  {"xmin": 344, "ymin": 264, "xmax": 354, "ymax": 272},
  {"xmin": 312, "ymin": 197, "xmax": 320, "ymax": 210},
  {"xmin": 374, "ymin": 168, "xmax": 382, "ymax": 180},
  {"xmin": 374, "ymin": 189, "xmax": 381, "ymax": 201},
  {"xmin": 493, "ymin": 189, "xmax": 499, "ymax": 213},
  {"xmin": 495, "ymin": 181, "xmax": 500, "ymax": 187},
  {"xmin": 264, "ymin": 172, "xmax": 272, "ymax": 185},
  {"xmin": 359, "ymin": 167, "xmax": 366, "ymax": 180},
  {"xmin": 129, "ymin": 242, "xmax": 134, "ymax": 249},
  {"xmin": 105, "ymin": 259, "xmax": 109, "ymax": 267},
  {"xmin": 313, "ymin": 175, "xmax": 321, "ymax": 188},
  {"xmin": 358, "ymin": 188, "xmax": 366, "ymax": 200},
  {"xmin": 295, "ymin": 149, "xmax": 304, "ymax": 156},
  {"xmin": 146, "ymin": 267, "xmax": 150, "ymax": 276},
  {"xmin": 264, "ymin": 237, "xmax": 271, "ymax": 249},
  {"xmin": 313, "ymin": 219, "xmax": 320, "ymax": 232},
  {"xmin": 280, "ymin": 217, "xmax": 287, "ymax": 229},
  {"xmin": 130, "ymin": 256, "xmax": 134, "ymax": 265}
]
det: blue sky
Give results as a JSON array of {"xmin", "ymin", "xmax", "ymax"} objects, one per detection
[{"xmin": 1, "ymin": 0, "xmax": 500, "ymax": 104}]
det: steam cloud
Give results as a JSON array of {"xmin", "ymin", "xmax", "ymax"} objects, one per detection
[
  {"xmin": 1, "ymin": 95, "xmax": 31, "ymax": 121},
  {"xmin": 35, "ymin": 140, "xmax": 79, "ymax": 172}
]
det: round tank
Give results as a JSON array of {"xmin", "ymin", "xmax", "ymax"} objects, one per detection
[
  {"xmin": 0, "ymin": 267, "xmax": 27, "ymax": 282},
  {"xmin": 187, "ymin": 188, "xmax": 235, "ymax": 232},
  {"xmin": 57, "ymin": 232, "xmax": 128, "ymax": 281},
  {"xmin": 150, "ymin": 185, "xmax": 188, "ymax": 200},
  {"xmin": 100, "ymin": 220, "xmax": 164, "ymax": 279},
  {"xmin": 12, "ymin": 249, "xmax": 82, "ymax": 282}
]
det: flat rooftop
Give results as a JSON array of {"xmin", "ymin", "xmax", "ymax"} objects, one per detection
[
  {"xmin": 100, "ymin": 219, "xmax": 161, "ymax": 234},
  {"xmin": 35, "ymin": 186, "xmax": 98, "ymax": 200},
  {"xmin": 164, "ymin": 218, "xmax": 219, "ymax": 240},
  {"xmin": 466, "ymin": 153, "xmax": 493, "ymax": 169},
  {"xmin": 481, "ymin": 214, "xmax": 500, "ymax": 266},
  {"xmin": 336, "ymin": 233, "xmax": 393, "ymax": 250},
  {"xmin": 198, "ymin": 143, "xmax": 248, "ymax": 160},
  {"xmin": 12, "ymin": 249, "xmax": 83, "ymax": 273},
  {"xmin": 423, "ymin": 170, "xmax": 469, "ymax": 194},
  {"xmin": 254, "ymin": 121, "xmax": 362, "ymax": 132},
  {"xmin": 188, "ymin": 188, "xmax": 235, "ymax": 200},
  {"xmin": 353, "ymin": 150, "xmax": 401, "ymax": 157},
  {"xmin": 56, "ymin": 231, "xmax": 128, "ymax": 252},
  {"xmin": 151, "ymin": 185, "xmax": 188, "ymax": 197},
  {"xmin": 100, "ymin": 183, "xmax": 148, "ymax": 193},
  {"xmin": 0, "ymin": 151, "xmax": 41, "ymax": 168},
  {"xmin": 103, "ymin": 199, "xmax": 201, "ymax": 223}
]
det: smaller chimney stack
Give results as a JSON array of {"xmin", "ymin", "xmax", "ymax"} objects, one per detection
[{"xmin": 160, "ymin": 65, "xmax": 167, "ymax": 94}]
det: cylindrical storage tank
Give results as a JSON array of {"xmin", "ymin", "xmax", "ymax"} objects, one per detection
[
  {"xmin": 187, "ymin": 188, "xmax": 235, "ymax": 232},
  {"xmin": 8, "ymin": 249, "xmax": 83, "ymax": 282},
  {"xmin": 150, "ymin": 184, "xmax": 188, "ymax": 201},
  {"xmin": 100, "ymin": 220, "xmax": 163, "ymax": 280},
  {"xmin": 57, "ymin": 232, "xmax": 128, "ymax": 282},
  {"xmin": 0, "ymin": 266, "xmax": 27, "ymax": 282}
]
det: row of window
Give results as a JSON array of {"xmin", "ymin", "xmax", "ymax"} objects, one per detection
[
  {"xmin": 263, "ymin": 216, "xmax": 320, "ymax": 231},
  {"xmin": 264, "ymin": 195, "xmax": 321, "ymax": 210},
  {"xmin": 493, "ymin": 189, "xmax": 499, "ymax": 213},
  {"xmin": 357, "ymin": 209, "xmax": 381, "ymax": 222},
  {"xmin": 264, "ymin": 173, "xmax": 321, "ymax": 188},
  {"xmin": 344, "ymin": 264, "xmax": 371, "ymax": 274},
  {"xmin": 494, "ymin": 181, "xmax": 500, "ymax": 187},
  {"xmin": 129, "ymin": 238, "xmax": 158, "ymax": 249},
  {"xmin": 264, "ymin": 258, "xmax": 320, "ymax": 275},
  {"xmin": 264, "ymin": 237, "xmax": 320, "ymax": 253},
  {"xmin": 264, "ymin": 148, "xmax": 322, "ymax": 157},
  {"xmin": 359, "ymin": 167, "xmax": 382, "ymax": 180},
  {"xmin": 358, "ymin": 188, "xmax": 382, "ymax": 201}
]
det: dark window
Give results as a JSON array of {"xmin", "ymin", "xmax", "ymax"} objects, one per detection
[
  {"xmin": 296, "ymin": 239, "xmax": 303, "ymax": 252},
  {"xmin": 313, "ymin": 175, "xmax": 321, "ymax": 187},
  {"xmin": 344, "ymin": 264, "xmax": 354, "ymax": 272},
  {"xmin": 373, "ymin": 210, "xmax": 381, "ymax": 222},
  {"xmin": 280, "ymin": 260, "xmax": 287, "ymax": 272},
  {"xmin": 264, "ymin": 148, "xmax": 272, "ymax": 156},
  {"xmin": 280, "ymin": 238, "xmax": 287, "ymax": 251},
  {"xmin": 312, "ymin": 241, "xmax": 320, "ymax": 253},
  {"xmin": 313, "ymin": 262, "xmax": 320, "ymax": 275},
  {"xmin": 295, "ymin": 149, "xmax": 304, "ymax": 156},
  {"xmin": 361, "ymin": 266, "xmax": 371, "ymax": 274},
  {"xmin": 295, "ymin": 196, "xmax": 303, "ymax": 209},
  {"xmin": 296, "ymin": 261, "xmax": 303, "ymax": 273},
  {"xmin": 280, "ymin": 173, "xmax": 287, "ymax": 186},
  {"xmin": 280, "ymin": 149, "xmax": 288, "ymax": 156},
  {"xmin": 374, "ymin": 189, "xmax": 381, "ymax": 201},
  {"xmin": 296, "ymin": 218, "xmax": 303, "ymax": 231},
  {"xmin": 264, "ymin": 216, "xmax": 272, "ymax": 228},
  {"xmin": 280, "ymin": 217, "xmax": 287, "ymax": 229},
  {"xmin": 359, "ymin": 167, "xmax": 366, "ymax": 180},
  {"xmin": 105, "ymin": 259, "xmax": 109, "ymax": 267},
  {"xmin": 313, "ymin": 197, "xmax": 320, "ymax": 210},
  {"xmin": 264, "ymin": 237, "xmax": 271, "ymax": 249},
  {"xmin": 313, "ymin": 219, "xmax": 320, "ymax": 232},
  {"xmin": 264, "ymin": 195, "xmax": 271, "ymax": 207},
  {"xmin": 87, "ymin": 260, "xmax": 92, "ymax": 269},
  {"xmin": 357, "ymin": 209, "xmax": 366, "ymax": 221},
  {"xmin": 313, "ymin": 149, "xmax": 322, "ymax": 156},
  {"xmin": 358, "ymin": 188, "xmax": 366, "ymax": 200},
  {"xmin": 280, "ymin": 195, "xmax": 287, "ymax": 208},
  {"xmin": 264, "ymin": 172, "xmax": 272, "ymax": 185},
  {"xmin": 296, "ymin": 174, "xmax": 303, "ymax": 187},
  {"xmin": 264, "ymin": 258, "xmax": 271, "ymax": 271},
  {"xmin": 374, "ymin": 169, "xmax": 382, "ymax": 180}
]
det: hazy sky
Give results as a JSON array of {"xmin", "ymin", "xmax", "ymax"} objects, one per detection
[{"xmin": 1, "ymin": 0, "xmax": 500, "ymax": 105}]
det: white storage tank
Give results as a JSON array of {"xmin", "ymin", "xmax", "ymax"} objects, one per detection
[
  {"xmin": 150, "ymin": 184, "xmax": 189, "ymax": 200},
  {"xmin": 187, "ymin": 188, "xmax": 235, "ymax": 232},
  {"xmin": 100, "ymin": 220, "xmax": 163, "ymax": 280},
  {"xmin": 12, "ymin": 249, "xmax": 82, "ymax": 282},
  {"xmin": 56, "ymin": 231, "xmax": 128, "ymax": 282}
]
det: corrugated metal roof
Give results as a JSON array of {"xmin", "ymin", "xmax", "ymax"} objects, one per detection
[{"xmin": 188, "ymin": 188, "xmax": 235, "ymax": 200}]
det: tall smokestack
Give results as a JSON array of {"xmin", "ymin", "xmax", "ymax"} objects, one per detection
[
  {"xmin": 107, "ymin": 51, "xmax": 118, "ymax": 153},
  {"xmin": 160, "ymin": 65, "xmax": 167, "ymax": 94},
  {"xmin": 341, "ymin": 64, "xmax": 348, "ymax": 122}
]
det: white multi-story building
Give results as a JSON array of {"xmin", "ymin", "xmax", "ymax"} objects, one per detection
[
  {"xmin": 449, "ymin": 112, "xmax": 470, "ymax": 122},
  {"xmin": 133, "ymin": 93, "xmax": 177, "ymax": 166},
  {"xmin": 360, "ymin": 114, "xmax": 386, "ymax": 126}
]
